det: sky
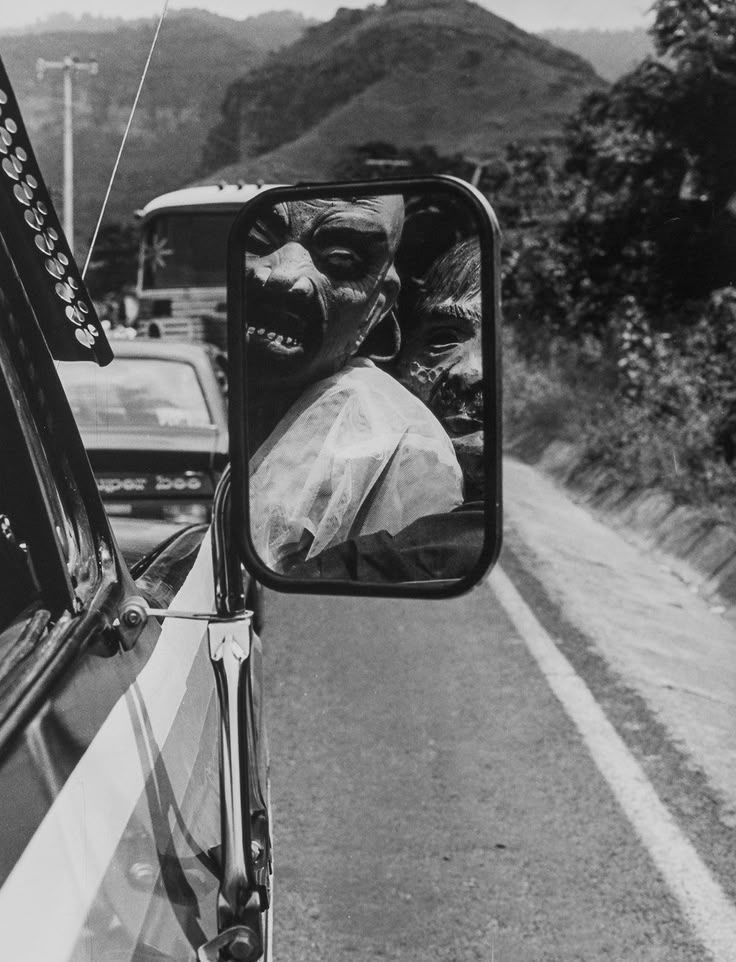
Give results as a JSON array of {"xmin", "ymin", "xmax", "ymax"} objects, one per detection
[{"xmin": 6, "ymin": 0, "xmax": 654, "ymax": 34}]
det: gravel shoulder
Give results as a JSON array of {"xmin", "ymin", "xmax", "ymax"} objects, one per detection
[{"xmin": 503, "ymin": 454, "xmax": 736, "ymax": 821}]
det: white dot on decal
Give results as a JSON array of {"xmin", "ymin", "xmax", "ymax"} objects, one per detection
[{"xmin": 55, "ymin": 282, "xmax": 73, "ymax": 303}]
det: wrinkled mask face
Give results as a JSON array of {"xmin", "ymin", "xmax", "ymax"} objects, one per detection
[
  {"xmin": 394, "ymin": 294, "xmax": 483, "ymax": 437},
  {"xmin": 244, "ymin": 196, "xmax": 403, "ymax": 391}
]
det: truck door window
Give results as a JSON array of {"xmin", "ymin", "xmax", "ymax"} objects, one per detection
[
  {"xmin": 0, "ymin": 462, "xmax": 41, "ymax": 631},
  {"xmin": 0, "ymin": 237, "xmax": 99, "ymax": 631},
  {"xmin": 0, "ymin": 344, "xmax": 46, "ymax": 631}
]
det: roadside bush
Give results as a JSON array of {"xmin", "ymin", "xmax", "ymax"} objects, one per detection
[
  {"xmin": 503, "ymin": 327, "xmax": 608, "ymax": 459},
  {"xmin": 502, "ymin": 0, "xmax": 736, "ymax": 520},
  {"xmin": 504, "ymin": 286, "xmax": 736, "ymax": 514},
  {"xmin": 577, "ymin": 289, "xmax": 736, "ymax": 510}
]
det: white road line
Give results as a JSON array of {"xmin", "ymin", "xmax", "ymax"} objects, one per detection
[{"xmin": 491, "ymin": 565, "xmax": 736, "ymax": 961}]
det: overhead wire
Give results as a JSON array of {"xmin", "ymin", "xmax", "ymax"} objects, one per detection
[{"xmin": 82, "ymin": 0, "xmax": 170, "ymax": 279}]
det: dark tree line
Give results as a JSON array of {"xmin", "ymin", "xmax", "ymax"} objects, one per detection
[
  {"xmin": 506, "ymin": 0, "xmax": 736, "ymax": 345},
  {"xmin": 502, "ymin": 0, "xmax": 736, "ymax": 500}
]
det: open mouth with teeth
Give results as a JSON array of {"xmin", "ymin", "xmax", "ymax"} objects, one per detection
[
  {"xmin": 244, "ymin": 300, "xmax": 322, "ymax": 376},
  {"xmin": 246, "ymin": 321, "xmax": 304, "ymax": 352}
]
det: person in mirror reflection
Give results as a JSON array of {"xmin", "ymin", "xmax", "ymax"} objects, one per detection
[
  {"xmin": 286, "ymin": 237, "xmax": 489, "ymax": 582},
  {"xmin": 392, "ymin": 238, "xmax": 484, "ymax": 499},
  {"xmin": 244, "ymin": 195, "xmax": 464, "ymax": 573}
]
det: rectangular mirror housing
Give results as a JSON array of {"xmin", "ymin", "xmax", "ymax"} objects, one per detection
[{"xmin": 227, "ymin": 176, "xmax": 502, "ymax": 598}]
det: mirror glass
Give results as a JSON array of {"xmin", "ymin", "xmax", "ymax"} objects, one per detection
[{"xmin": 231, "ymin": 182, "xmax": 500, "ymax": 593}]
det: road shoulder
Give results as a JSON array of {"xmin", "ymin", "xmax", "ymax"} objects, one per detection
[{"xmin": 502, "ymin": 455, "xmax": 736, "ymax": 821}]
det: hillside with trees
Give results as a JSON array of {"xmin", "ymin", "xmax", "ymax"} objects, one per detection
[
  {"xmin": 198, "ymin": 0, "xmax": 606, "ymax": 183},
  {"xmin": 0, "ymin": 9, "xmax": 316, "ymax": 50}
]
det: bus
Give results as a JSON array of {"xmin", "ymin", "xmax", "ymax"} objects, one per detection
[{"xmin": 134, "ymin": 183, "xmax": 271, "ymax": 347}]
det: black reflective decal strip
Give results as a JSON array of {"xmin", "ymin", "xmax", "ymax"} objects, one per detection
[{"xmin": 0, "ymin": 57, "xmax": 112, "ymax": 365}]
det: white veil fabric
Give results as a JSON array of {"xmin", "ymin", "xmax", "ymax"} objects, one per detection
[{"xmin": 249, "ymin": 359, "xmax": 464, "ymax": 572}]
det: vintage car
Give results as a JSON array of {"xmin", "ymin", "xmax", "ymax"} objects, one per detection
[{"xmin": 58, "ymin": 339, "xmax": 229, "ymax": 525}]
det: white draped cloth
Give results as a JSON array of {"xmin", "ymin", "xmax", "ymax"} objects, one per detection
[{"xmin": 249, "ymin": 359, "xmax": 464, "ymax": 572}]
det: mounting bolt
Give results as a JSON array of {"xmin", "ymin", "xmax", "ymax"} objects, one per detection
[
  {"xmin": 226, "ymin": 928, "xmax": 260, "ymax": 962},
  {"xmin": 122, "ymin": 608, "xmax": 142, "ymax": 627},
  {"xmin": 120, "ymin": 596, "xmax": 149, "ymax": 630}
]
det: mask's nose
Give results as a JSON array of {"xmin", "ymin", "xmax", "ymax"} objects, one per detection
[
  {"xmin": 445, "ymin": 333, "xmax": 483, "ymax": 394},
  {"xmin": 248, "ymin": 243, "xmax": 316, "ymax": 300}
]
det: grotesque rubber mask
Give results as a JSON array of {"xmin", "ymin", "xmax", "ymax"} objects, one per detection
[
  {"xmin": 244, "ymin": 195, "xmax": 404, "ymax": 392},
  {"xmin": 394, "ymin": 238, "xmax": 483, "ymax": 436},
  {"xmin": 393, "ymin": 238, "xmax": 485, "ymax": 498}
]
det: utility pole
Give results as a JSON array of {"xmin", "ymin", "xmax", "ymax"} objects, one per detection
[{"xmin": 36, "ymin": 54, "xmax": 98, "ymax": 256}]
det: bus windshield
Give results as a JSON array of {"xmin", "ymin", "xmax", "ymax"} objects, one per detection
[{"xmin": 141, "ymin": 210, "xmax": 237, "ymax": 290}]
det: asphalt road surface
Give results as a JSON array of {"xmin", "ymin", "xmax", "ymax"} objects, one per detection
[{"xmin": 262, "ymin": 458, "xmax": 736, "ymax": 962}]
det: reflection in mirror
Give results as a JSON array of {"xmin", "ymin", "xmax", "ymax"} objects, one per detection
[{"xmin": 240, "ymin": 186, "xmax": 494, "ymax": 587}]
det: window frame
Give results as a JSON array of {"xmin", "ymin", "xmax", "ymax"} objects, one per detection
[{"xmin": 0, "ymin": 229, "xmax": 113, "ymax": 646}]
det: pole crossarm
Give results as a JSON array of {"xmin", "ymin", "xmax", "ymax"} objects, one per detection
[{"xmin": 36, "ymin": 55, "xmax": 98, "ymax": 80}]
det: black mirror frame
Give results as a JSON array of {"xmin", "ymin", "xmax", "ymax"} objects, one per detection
[{"xmin": 227, "ymin": 175, "xmax": 502, "ymax": 599}]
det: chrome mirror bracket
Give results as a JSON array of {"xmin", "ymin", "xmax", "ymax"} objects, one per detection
[
  {"xmin": 201, "ymin": 613, "xmax": 268, "ymax": 961},
  {"xmin": 208, "ymin": 617, "xmax": 255, "ymax": 915},
  {"xmin": 196, "ymin": 915, "xmax": 263, "ymax": 962}
]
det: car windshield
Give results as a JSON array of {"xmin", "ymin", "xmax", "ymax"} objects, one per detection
[
  {"xmin": 141, "ymin": 211, "xmax": 237, "ymax": 289},
  {"xmin": 59, "ymin": 357, "xmax": 214, "ymax": 431}
]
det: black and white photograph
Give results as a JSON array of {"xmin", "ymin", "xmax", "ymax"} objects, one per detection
[{"xmin": 0, "ymin": 0, "xmax": 734, "ymax": 959}]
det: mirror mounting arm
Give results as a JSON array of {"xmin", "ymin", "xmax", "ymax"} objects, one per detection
[
  {"xmin": 198, "ymin": 467, "xmax": 267, "ymax": 961},
  {"xmin": 120, "ymin": 468, "xmax": 267, "ymax": 960},
  {"xmin": 208, "ymin": 617, "xmax": 263, "ymax": 910},
  {"xmin": 212, "ymin": 465, "xmax": 246, "ymax": 618}
]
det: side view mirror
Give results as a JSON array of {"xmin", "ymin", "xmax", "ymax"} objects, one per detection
[{"xmin": 227, "ymin": 177, "xmax": 502, "ymax": 597}]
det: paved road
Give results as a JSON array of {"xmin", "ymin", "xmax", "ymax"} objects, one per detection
[{"xmin": 262, "ymin": 458, "xmax": 736, "ymax": 961}]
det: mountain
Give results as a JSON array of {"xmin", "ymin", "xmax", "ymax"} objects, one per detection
[
  {"xmin": 541, "ymin": 28, "xmax": 654, "ymax": 82},
  {"xmin": 199, "ymin": 0, "xmax": 607, "ymax": 185},
  {"xmin": 0, "ymin": 9, "xmax": 317, "ymax": 51},
  {"xmin": 236, "ymin": 10, "xmax": 320, "ymax": 52},
  {"xmin": 0, "ymin": 13, "xmax": 130, "ymax": 34},
  {"xmin": 0, "ymin": 14, "xmax": 265, "ymax": 255}
]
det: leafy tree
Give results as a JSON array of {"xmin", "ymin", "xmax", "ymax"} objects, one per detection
[
  {"xmin": 652, "ymin": 0, "xmax": 736, "ymax": 213},
  {"xmin": 505, "ymin": 0, "xmax": 736, "ymax": 508},
  {"xmin": 506, "ymin": 0, "xmax": 736, "ymax": 354}
]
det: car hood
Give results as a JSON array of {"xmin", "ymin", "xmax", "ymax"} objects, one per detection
[{"xmin": 79, "ymin": 425, "xmax": 227, "ymax": 456}]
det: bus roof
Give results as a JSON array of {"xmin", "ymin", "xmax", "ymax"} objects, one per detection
[{"xmin": 136, "ymin": 183, "xmax": 278, "ymax": 219}]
